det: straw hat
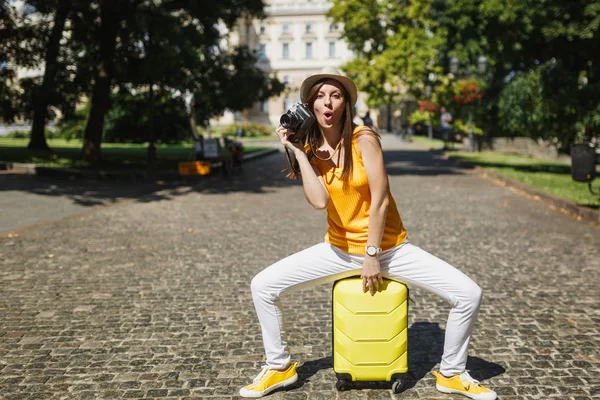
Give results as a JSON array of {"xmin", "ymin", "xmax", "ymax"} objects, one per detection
[{"xmin": 300, "ymin": 66, "xmax": 358, "ymax": 106}]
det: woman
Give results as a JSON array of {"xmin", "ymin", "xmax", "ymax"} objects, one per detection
[{"xmin": 239, "ymin": 67, "xmax": 496, "ymax": 400}]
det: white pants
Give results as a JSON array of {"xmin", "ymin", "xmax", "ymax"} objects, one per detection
[{"xmin": 250, "ymin": 241, "xmax": 482, "ymax": 376}]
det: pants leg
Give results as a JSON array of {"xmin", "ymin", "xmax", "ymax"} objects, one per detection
[
  {"xmin": 251, "ymin": 243, "xmax": 362, "ymax": 369},
  {"xmin": 381, "ymin": 242, "xmax": 482, "ymax": 376}
]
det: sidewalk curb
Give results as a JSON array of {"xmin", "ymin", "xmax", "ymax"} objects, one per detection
[
  {"xmin": 446, "ymin": 154, "xmax": 600, "ymax": 225},
  {"xmin": 0, "ymin": 148, "xmax": 279, "ymax": 181}
]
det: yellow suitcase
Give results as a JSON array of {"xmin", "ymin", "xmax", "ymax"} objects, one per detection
[{"xmin": 332, "ymin": 277, "xmax": 409, "ymax": 393}]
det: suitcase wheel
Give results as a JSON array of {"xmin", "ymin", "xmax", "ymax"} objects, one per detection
[
  {"xmin": 335, "ymin": 379, "xmax": 351, "ymax": 391},
  {"xmin": 392, "ymin": 378, "xmax": 405, "ymax": 394},
  {"xmin": 335, "ymin": 373, "xmax": 352, "ymax": 391}
]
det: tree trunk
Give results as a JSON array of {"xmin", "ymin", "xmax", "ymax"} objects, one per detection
[
  {"xmin": 82, "ymin": 0, "xmax": 119, "ymax": 163},
  {"xmin": 188, "ymin": 94, "xmax": 198, "ymax": 140},
  {"xmin": 28, "ymin": 0, "xmax": 70, "ymax": 150},
  {"xmin": 386, "ymin": 103, "xmax": 392, "ymax": 132}
]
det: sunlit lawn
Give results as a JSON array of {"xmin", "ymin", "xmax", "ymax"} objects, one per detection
[
  {"xmin": 411, "ymin": 135, "xmax": 445, "ymax": 149},
  {"xmin": 450, "ymin": 150, "xmax": 600, "ymax": 209},
  {"xmin": 0, "ymin": 138, "xmax": 268, "ymax": 170}
]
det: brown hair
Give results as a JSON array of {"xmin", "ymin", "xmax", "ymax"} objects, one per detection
[{"xmin": 286, "ymin": 79, "xmax": 378, "ymax": 181}]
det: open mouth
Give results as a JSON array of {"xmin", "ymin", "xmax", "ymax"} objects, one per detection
[{"xmin": 323, "ymin": 111, "xmax": 333, "ymax": 121}]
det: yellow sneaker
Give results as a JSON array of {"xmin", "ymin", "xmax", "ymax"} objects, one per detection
[
  {"xmin": 239, "ymin": 362, "xmax": 299, "ymax": 398},
  {"xmin": 432, "ymin": 371, "xmax": 497, "ymax": 400}
]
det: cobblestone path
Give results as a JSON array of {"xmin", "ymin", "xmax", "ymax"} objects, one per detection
[{"xmin": 1, "ymin": 136, "xmax": 598, "ymax": 399}]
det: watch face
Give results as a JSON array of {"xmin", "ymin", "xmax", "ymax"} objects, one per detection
[{"xmin": 366, "ymin": 246, "xmax": 376, "ymax": 256}]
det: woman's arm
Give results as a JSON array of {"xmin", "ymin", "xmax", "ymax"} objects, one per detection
[
  {"xmin": 357, "ymin": 131, "xmax": 389, "ymax": 294},
  {"xmin": 276, "ymin": 126, "xmax": 329, "ymax": 209},
  {"xmin": 293, "ymin": 148, "xmax": 330, "ymax": 209}
]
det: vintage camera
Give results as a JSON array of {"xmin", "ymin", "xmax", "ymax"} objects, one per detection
[{"xmin": 280, "ymin": 102, "xmax": 315, "ymax": 142}]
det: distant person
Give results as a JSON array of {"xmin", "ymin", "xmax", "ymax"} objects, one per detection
[
  {"xmin": 440, "ymin": 106, "xmax": 453, "ymax": 149},
  {"xmin": 405, "ymin": 122, "xmax": 414, "ymax": 142},
  {"xmin": 362, "ymin": 111, "xmax": 373, "ymax": 128}
]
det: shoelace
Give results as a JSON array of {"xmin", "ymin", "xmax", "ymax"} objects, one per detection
[
  {"xmin": 253, "ymin": 366, "xmax": 270, "ymax": 384},
  {"xmin": 459, "ymin": 372, "xmax": 480, "ymax": 389}
]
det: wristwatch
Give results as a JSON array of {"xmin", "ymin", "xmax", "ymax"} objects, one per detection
[{"xmin": 365, "ymin": 244, "xmax": 382, "ymax": 257}]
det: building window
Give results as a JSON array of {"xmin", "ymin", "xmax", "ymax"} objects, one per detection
[
  {"xmin": 282, "ymin": 43, "xmax": 289, "ymax": 59},
  {"xmin": 258, "ymin": 43, "xmax": 267, "ymax": 60},
  {"xmin": 259, "ymin": 24, "xmax": 266, "ymax": 35},
  {"xmin": 329, "ymin": 23, "xmax": 338, "ymax": 32},
  {"xmin": 283, "ymin": 75, "xmax": 290, "ymax": 85},
  {"xmin": 260, "ymin": 100, "xmax": 268, "ymax": 113},
  {"xmin": 305, "ymin": 42, "xmax": 313, "ymax": 59},
  {"xmin": 305, "ymin": 24, "xmax": 312, "ymax": 34},
  {"xmin": 329, "ymin": 42, "xmax": 336, "ymax": 58},
  {"xmin": 282, "ymin": 24, "xmax": 290, "ymax": 34}
]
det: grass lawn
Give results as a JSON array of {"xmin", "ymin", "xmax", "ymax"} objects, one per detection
[
  {"xmin": 0, "ymin": 137, "xmax": 269, "ymax": 171},
  {"xmin": 411, "ymin": 135, "xmax": 445, "ymax": 149},
  {"xmin": 450, "ymin": 150, "xmax": 600, "ymax": 210}
]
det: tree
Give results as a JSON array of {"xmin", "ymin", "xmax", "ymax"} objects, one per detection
[
  {"xmin": 80, "ymin": 0, "xmax": 281, "ymax": 163},
  {"xmin": 333, "ymin": 0, "xmax": 600, "ymax": 150},
  {"xmin": 0, "ymin": 1, "xmax": 48, "ymax": 124},
  {"xmin": 5, "ymin": 0, "xmax": 282, "ymax": 164},
  {"xmin": 81, "ymin": 0, "xmax": 124, "ymax": 162},
  {"xmin": 330, "ymin": 0, "xmax": 440, "ymax": 107},
  {"xmin": 480, "ymin": 0, "xmax": 600, "ymax": 148},
  {"xmin": 28, "ymin": 0, "xmax": 71, "ymax": 150},
  {"xmin": 0, "ymin": 4, "xmax": 21, "ymax": 123}
]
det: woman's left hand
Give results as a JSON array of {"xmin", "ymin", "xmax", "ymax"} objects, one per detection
[{"xmin": 361, "ymin": 256, "xmax": 383, "ymax": 295}]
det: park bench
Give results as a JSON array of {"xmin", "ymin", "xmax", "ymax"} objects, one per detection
[{"xmin": 178, "ymin": 136, "xmax": 243, "ymax": 176}]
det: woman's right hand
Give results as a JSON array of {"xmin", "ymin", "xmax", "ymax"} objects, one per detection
[{"xmin": 275, "ymin": 126, "xmax": 304, "ymax": 153}]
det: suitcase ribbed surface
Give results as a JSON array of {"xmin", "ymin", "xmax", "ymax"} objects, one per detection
[{"xmin": 333, "ymin": 277, "xmax": 408, "ymax": 381}]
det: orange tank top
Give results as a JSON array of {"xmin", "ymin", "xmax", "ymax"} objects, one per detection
[{"xmin": 312, "ymin": 125, "xmax": 407, "ymax": 254}]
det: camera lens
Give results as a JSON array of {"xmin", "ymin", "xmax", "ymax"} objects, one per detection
[{"xmin": 280, "ymin": 113, "xmax": 296, "ymax": 129}]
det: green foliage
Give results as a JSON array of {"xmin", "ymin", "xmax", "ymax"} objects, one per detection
[
  {"xmin": 5, "ymin": 130, "xmax": 32, "ymax": 139},
  {"xmin": 103, "ymin": 90, "xmax": 190, "ymax": 144},
  {"xmin": 409, "ymin": 110, "xmax": 430, "ymax": 126},
  {"xmin": 6, "ymin": 128, "xmax": 62, "ymax": 140},
  {"xmin": 218, "ymin": 122, "xmax": 274, "ymax": 137},
  {"xmin": 409, "ymin": 110, "xmax": 440, "ymax": 128},
  {"xmin": 451, "ymin": 150, "xmax": 600, "ymax": 208},
  {"xmin": 55, "ymin": 116, "xmax": 86, "ymax": 141},
  {"xmin": 497, "ymin": 70, "xmax": 546, "ymax": 138},
  {"xmin": 331, "ymin": 0, "xmax": 441, "ymax": 107},
  {"xmin": 3, "ymin": 0, "xmax": 282, "ymax": 158},
  {"xmin": 0, "ymin": 72, "xmax": 21, "ymax": 122},
  {"xmin": 454, "ymin": 119, "xmax": 483, "ymax": 135},
  {"xmin": 333, "ymin": 0, "xmax": 600, "ymax": 152}
]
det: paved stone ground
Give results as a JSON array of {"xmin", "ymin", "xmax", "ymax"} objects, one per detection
[
  {"xmin": 1, "ymin": 135, "xmax": 599, "ymax": 400},
  {"xmin": 0, "ymin": 174, "xmax": 174, "ymax": 233}
]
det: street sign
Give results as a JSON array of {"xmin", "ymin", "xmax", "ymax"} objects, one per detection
[{"xmin": 203, "ymin": 139, "xmax": 220, "ymax": 159}]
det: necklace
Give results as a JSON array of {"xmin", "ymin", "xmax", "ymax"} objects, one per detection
[{"xmin": 311, "ymin": 140, "xmax": 342, "ymax": 161}]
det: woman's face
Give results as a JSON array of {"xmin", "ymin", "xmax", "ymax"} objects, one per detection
[{"xmin": 312, "ymin": 79, "xmax": 346, "ymax": 132}]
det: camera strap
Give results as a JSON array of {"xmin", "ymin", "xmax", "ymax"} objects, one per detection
[{"xmin": 284, "ymin": 147, "xmax": 301, "ymax": 177}]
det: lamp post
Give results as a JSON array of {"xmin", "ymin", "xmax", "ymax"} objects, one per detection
[
  {"xmin": 450, "ymin": 55, "xmax": 487, "ymax": 152},
  {"xmin": 424, "ymin": 72, "xmax": 436, "ymax": 141}
]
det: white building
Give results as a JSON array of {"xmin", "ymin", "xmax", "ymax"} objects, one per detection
[{"xmin": 215, "ymin": 0, "xmax": 372, "ymax": 128}]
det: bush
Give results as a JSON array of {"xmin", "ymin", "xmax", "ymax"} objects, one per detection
[
  {"xmin": 103, "ymin": 90, "xmax": 191, "ymax": 144},
  {"xmin": 219, "ymin": 121, "xmax": 274, "ymax": 137},
  {"xmin": 6, "ymin": 128, "xmax": 61, "ymax": 140},
  {"xmin": 6, "ymin": 130, "xmax": 30, "ymax": 139},
  {"xmin": 409, "ymin": 110, "xmax": 440, "ymax": 128},
  {"xmin": 454, "ymin": 119, "xmax": 483, "ymax": 136}
]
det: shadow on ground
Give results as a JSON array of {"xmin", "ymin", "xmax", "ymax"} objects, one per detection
[
  {"xmin": 291, "ymin": 321, "xmax": 504, "ymax": 393},
  {"xmin": 0, "ymin": 148, "xmax": 473, "ymax": 208}
]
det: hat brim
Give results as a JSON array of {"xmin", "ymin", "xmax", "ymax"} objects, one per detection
[{"xmin": 300, "ymin": 73, "xmax": 358, "ymax": 106}]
